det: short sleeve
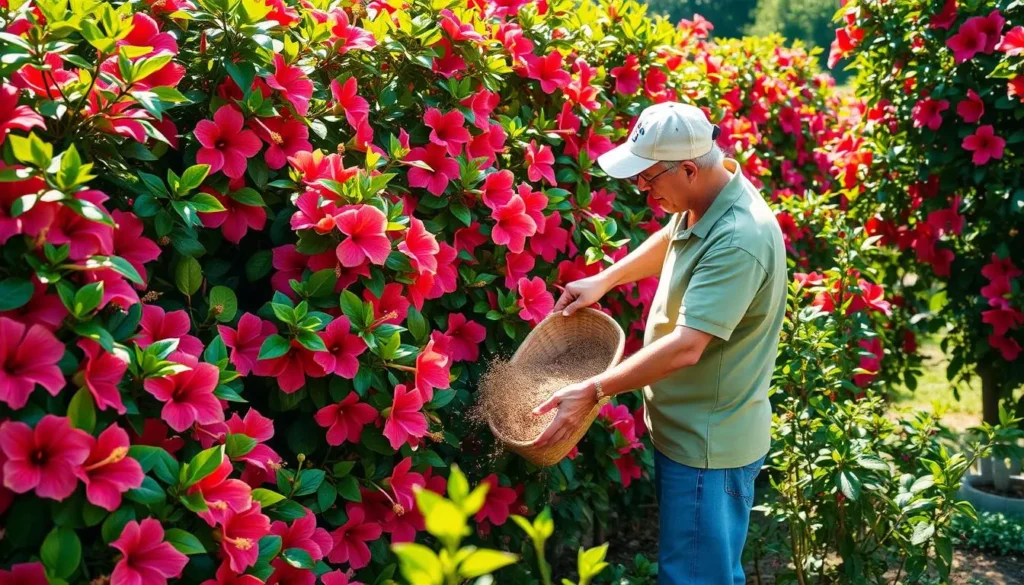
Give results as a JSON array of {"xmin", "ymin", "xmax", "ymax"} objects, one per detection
[{"xmin": 677, "ymin": 246, "xmax": 766, "ymax": 341}]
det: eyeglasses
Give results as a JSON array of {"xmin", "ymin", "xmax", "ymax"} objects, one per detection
[{"xmin": 633, "ymin": 164, "xmax": 673, "ymax": 187}]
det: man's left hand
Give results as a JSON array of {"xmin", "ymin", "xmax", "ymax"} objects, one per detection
[{"xmin": 531, "ymin": 381, "xmax": 598, "ymax": 448}]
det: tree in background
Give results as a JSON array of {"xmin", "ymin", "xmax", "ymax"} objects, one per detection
[
  {"xmin": 747, "ymin": 0, "xmax": 847, "ymax": 79},
  {"xmin": 644, "ymin": 0, "xmax": 759, "ymax": 38}
]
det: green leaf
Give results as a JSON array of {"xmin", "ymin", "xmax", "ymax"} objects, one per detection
[
  {"xmin": 247, "ymin": 250, "xmax": 273, "ymax": 282},
  {"xmin": 448, "ymin": 465, "xmax": 470, "ymax": 505},
  {"xmin": 248, "ymin": 156, "xmax": 269, "ymax": 188},
  {"xmin": 131, "ymin": 53, "xmax": 173, "ymax": 83},
  {"xmin": 417, "ymin": 489, "xmax": 466, "ymax": 541},
  {"xmin": 226, "ymin": 433, "xmax": 259, "ymax": 458},
  {"xmin": 293, "ymin": 469, "xmax": 326, "ymax": 497},
  {"xmin": 911, "ymin": 522, "xmax": 935, "ymax": 546},
  {"xmin": 209, "ymin": 286, "xmax": 238, "ymax": 322},
  {"xmin": 450, "ymin": 201, "xmax": 471, "ymax": 227},
  {"xmin": 837, "ymin": 470, "xmax": 862, "ymax": 501},
  {"xmin": 340, "ymin": 290, "xmax": 366, "ymax": 329},
  {"xmin": 317, "ymin": 482, "xmax": 338, "ymax": 511},
  {"xmin": 190, "ymin": 192, "xmax": 226, "ymax": 213},
  {"xmin": 459, "ymin": 548, "xmax": 518, "ymax": 578},
  {"xmin": 257, "ymin": 535, "xmax": 283, "ymax": 564},
  {"xmin": 63, "ymin": 197, "xmax": 115, "ymax": 226},
  {"xmin": 258, "ymin": 334, "xmax": 291, "ymax": 360},
  {"xmin": 101, "ymin": 507, "xmax": 135, "ymax": 543},
  {"xmin": 175, "ymin": 256, "xmax": 203, "ymax": 296},
  {"xmin": 337, "ymin": 475, "xmax": 361, "ymax": 502},
  {"xmin": 306, "ymin": 269, "xmax": 338, "ymax": 298},
  {"xmin": 282, "ymin": 548, "xmax": 315, "ymax": 569},
  {"xmin": 41, "ymin": 527, "xmax": 81, "ymax": 579},
  {"xmin": 128, "ymin": 445, "xmax": 179, "ymax": 485},
  {"xmin": 67, "ymin": 387, "xmax": 96, "ymax": 434},
  {"xmin": 251, "ymin": 488, "xmax": 287, "ymax": 508},
  {"xmin": 126, "ymin": 476, "xmax": 166, "ymax": 505},
  {"xmin": 230, "ymin": 187, "xmax": 265, "ymax": 207},
  {"xmin": 183, "ymin": 445, "xmax": 225, "ymax": 487},
  {"xmin": 393, "ymin": 543, "xmax": 443, "ymax": 585},
  {"xmin": 179, "ymin": 165, "xmax": 211, "ymax": 194},
  {"xmin": 296, "ymin": 329, "xmax": 327, "ymax": 352},
  {"xmin": 0, "ymin": 278, "xmax": 34, "ymax": 311},
  {"xmin": 180, "ymin": 491, "xmax": 209, "ymax": 513},
  {"xmin": 856, "ymin": 455, "xmax": 889, "ymax": 471},
  {"xmin": 165, "ymin": 528, "xmax": 205, "ymax": 555},
  {"xmin": 72, "ymin": 281, "xmax": 104, "ymax": 317}
]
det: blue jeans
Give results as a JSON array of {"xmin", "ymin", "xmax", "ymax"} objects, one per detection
[{"xmin": 654, "ymin": 450, "xmax": 766, "ymax": 585}]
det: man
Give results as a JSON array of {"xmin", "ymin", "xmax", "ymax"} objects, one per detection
[{"xmin": 532, "ymin": 102, "xmax": 787, "ymax": 585}]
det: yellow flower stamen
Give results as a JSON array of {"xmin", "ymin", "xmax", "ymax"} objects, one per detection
[{"xmin": 82, "ymin": 446, "xmax": 129, "ymax": 472}]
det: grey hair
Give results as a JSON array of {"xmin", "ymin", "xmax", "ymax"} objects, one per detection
[{"xmin": 663, "ymin": 144, "xmax": 725, "ymax": 171}]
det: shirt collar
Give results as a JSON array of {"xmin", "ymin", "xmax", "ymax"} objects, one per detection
[{"xmin": 672, "ymin": 158, "xmax": 745, "ymax": 241}]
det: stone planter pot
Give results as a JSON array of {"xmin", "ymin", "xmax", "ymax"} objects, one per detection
[{"xmin": 958, "ymin": 473, "xmax": 1024, "ymax": 515}]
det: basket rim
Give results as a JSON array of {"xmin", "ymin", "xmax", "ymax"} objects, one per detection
[{"xmin": 486, "ymin": 307, "xmax": 626, "ymax": 449}]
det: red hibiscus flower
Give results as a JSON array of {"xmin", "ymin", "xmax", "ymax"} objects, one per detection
[
  {"xmin": 610, "ymin": 54, "xmax": 641, "ymax": 95},
  {"xmin": 989, "ymin": 334, "xmax": 1022, "ymax": 361},
  {"xmin": 0, "ymin": 563, "xmax": 47, "ymax": 585},
  {"xmin": 962, "ymin": 125, "xmax": 1005, "ymax": 166},
  {"xmin": 443, "ymin": 313, "xmax": 486, "ymax": 362},
  {"xmin": 271, "ymin": 509, "xmax": 334, "ymax": 562},
  {"xmin": 399, "ymin": 218, "xmax": 440, "ymax": 275},
  {"xmin": 525, "ymin": 140, "xmax": 556, "ymax": 185},
  {"xmin": 614, "ymin": 452, "xmax": 643, "ymax": 488},
  {"xmin": 530, "ymin": 213, "xmax": 570, "ymax": 263},
  {"xmin": 329, "ymin": 9, "xmax": 377, "ymax": 54},
  {"xmin": 853, "ymin": 337, "xmax": 884, "ymax": 388},
  {"xmin": 258, "ymin": 341, "xmax": 326, "ymax": 393},
  {"xmin": 195, "ymin": 106, "xmax": 263, "ymax": 179},
  {"xmin": 315, "ymin": 317, "xmax": 366, "ymax": 378},
  {"xmin": 220, "ymin": 502, "xmax": 272, "ymax": 572},
  {"xmin": 473, "ymin": 474, "xmax": 517, "ymax": 526},
  {"xmin": 388, "ymin": 457, "xmax": 425, "ymax": 513},
  {"xmin": 424, "ymin": 107, "xmax": 471, "ymax": 157},
  {"xmin": 330, "ymin": 77, "xmax": 370, "ymax": 129},
  {"xmin": 415, "ymin": 337, "xmax": 451, "ymax": 401},
  {"xmin": 364, "ymin": 283, "xmax": 411, "ymax": 325},
  {"xmin": 253, "ymin": 117, "xmax": 312, "ymax": 170},
  {"xmin": 982, "ymin": 308, "xmax": 1024, "ymax": 337},
  {"xmin": 929, "ymin": 0, "xmax": 957, "ymax": 30},
  {"xmin": 505, "ymin": 250, "xmax": 536, "ymax": 289},
  {"xmin": 998, "ymin": 25, "xmax": 1024, "ymax": 56},
  {"xmin": 111, "ymin": 210, "xmax": 161, "ymax": 287}
]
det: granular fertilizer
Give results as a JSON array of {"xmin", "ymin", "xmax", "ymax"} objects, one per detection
[{"xmin": 478, "ymin": 346, "xmax": 609, "ymax": 443}]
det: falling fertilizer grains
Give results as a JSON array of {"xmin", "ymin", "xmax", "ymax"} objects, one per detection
[{"xmin": 478, "ymin": 346, "xmax": 608, "ymax": 443}]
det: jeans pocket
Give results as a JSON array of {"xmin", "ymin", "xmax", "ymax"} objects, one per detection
[{"xmin": 724, "ymin": 457, "xmax": 764, "ymax": 505}]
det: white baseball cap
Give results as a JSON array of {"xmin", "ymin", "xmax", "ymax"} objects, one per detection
[{"xmin": 597, "ymin": 102, "xmax": 720, "ymax": 179}]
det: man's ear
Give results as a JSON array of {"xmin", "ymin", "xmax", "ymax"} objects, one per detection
[{"xmin": 681, "ymin": 161, "xmax": 699, "ymax": 181}]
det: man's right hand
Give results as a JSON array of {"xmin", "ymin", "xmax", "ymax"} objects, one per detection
[{"xmin": 553, "ymin": 275, "xmax": 610, "ymax": 316}]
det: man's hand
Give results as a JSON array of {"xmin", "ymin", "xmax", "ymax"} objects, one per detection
[
  {"xmin": 552, "ymin": 275, "xmax": 609, "ymax": 316},
  {"xmin": 530, "ymin": 380, "xmax": 597, "ymax": 448}
]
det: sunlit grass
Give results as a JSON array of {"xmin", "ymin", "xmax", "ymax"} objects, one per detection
[{"xmin": 888, "ymin": 339, "xmax": 983, "ymax": 432}]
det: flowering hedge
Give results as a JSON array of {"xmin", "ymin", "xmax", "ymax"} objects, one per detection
[
  {"xmin": 0, "ymin": 0, "xmax": 942, "ymax": 581},
  {"xmin": 830, "ymin": 0, "xmax": 1024, "ymax": 421}
]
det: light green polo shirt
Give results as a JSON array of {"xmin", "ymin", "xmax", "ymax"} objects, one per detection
[{"xmin": 642, "ymin": 158, "xmax": 786, "ymax": 469}]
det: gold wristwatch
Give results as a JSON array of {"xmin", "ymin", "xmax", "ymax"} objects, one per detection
[{"xmin": 593, "ymin": 379, "xmax": 606, "ymax": 402}]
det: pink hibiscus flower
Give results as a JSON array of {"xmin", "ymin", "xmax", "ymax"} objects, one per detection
[
  {"xmin": 517, "ymin": 276, "xmax": 554, "ymax": 323},
  {"xmin": 111, "ymin": 210, "xmax": 161, "ymax": 287},
  {"xmin": 443, "ymin": 313, "xmax": 485, "ymax": 363},
  {"xmin": 0, "ymin": 563, "xmax": 48, "ymax": 584},
  {"xmin": 427, "ymin": 243, "xmax": 459, "ymax": 299},
  {"xmin": 315, "ymin": 393, "xmax": 378, "ymax": 446},
  {"xmin": 0, "ymin": 172, "xmax": 55, "ymax": 245},
  {"xmin": 189, "ymin": 458, "xmax": 254, "ymax": 526},
  {"xmin": 957, "ymin": 89, "xmax": 985, "ymax": 123},
  {"xmin": 258, "ymin": 341, "xmax": 326, "ymax": 393},
  {"xmin": 0, "ymin": 317, "xmax": 65, "ymax": 409},
  {"xmin": 48, "ymin": 190, "xmax": 114, "ymax": 260},
  {"xmin": 329, "ymin": 9, "xmax": 377, "ymax": 54},
  {"xmin": 424, "ymin": 107, "xmax": 471, "ymax": 157},
  {"xmin": 530, "ymin": 213, "xmax": 570, "ymax": 263},
  {"xmin": 200, "ymin": 189, "xmax": 267, "ymax": 244},
  {"xmin": 219, "ymin": 313, "xmax": 278, "ymax": 376},
  {"xmin": 962, "ymin": 125, "xmax": 1006, "ymax": 165},
  {"xmin": 201, "ymin": 562, "xmax": 265, "ymax": 585},
  {"xmin": 482, "ymin": 170, "xmax": 515, "ymax": 209},
  {"xmin": 524, "ymin": 51, "xmax": 572, "ymax": 94},
  {"xmin": 0, "ymin": 415, "xmax": 91, "ymax": 501},
  {"xmin": 382, "ymin": 384, "xmax": 428, "ymax": 450},
  {"xmin": 0, "ymin": 83, "xmax": 44, "ymax": 146},
  {"xmin": 998, "ymin": 25, "xmax": 1024, "ymax": 56},
  {"xmin": 491, "ymin": 195, "xmax": 537, "ymax": 254},
  {"xmin": 111, "ymin": 519, "xmax": 189, "ymax": 585},
  {"xmin": 328, "ymin": 503, "xmax": 383, "ymax": 569},
  {"xmin": 266, "ymin": 54, "xmax": 314, "ymax": 116},
  {"xmin": 473, "ymin": 475, "xmax": 517, "ymax": 526},
  {"xmin": 610, "ymin": 54, "xmax": 641, "ymax": 95},
  {"xmin": 525, "ymin": 140, "xmax": 556, "ymax": 185},
  {"xmin": 415, "ymin": 337, "xmax": 451, "ymax": 401},
  {"xmin": 253, "ymin": 117, "xmax": 312, "ymax": 170},
  {"xmin": 74, "ymin": 424, "xmax": 144, "ymax": 511},
  {"xmin": 990, "ymin": 334, "xmax": 1022, "ymax": 361},
  {"xmin": 314, "ymin": 316, "xmax": 366, "ymax": 378},
  {"xmin": 138, "ymin": 304, "xmax": 204, "ymax": 356},
  {"xmin": 220, "ymin": 502, "xmax": 272, "ymax": 572},
  {"xmin": 364, "ymin": 283, "xmax": 411, "ymax": 325},
  {"xmin": 505, "ymin": 250, "xmax": 536, "ymax": 289},
  {"xmin": 388, "ymin": 457, "xmax": 424, "ymax": 513},
  {"xmin": 336, "ymin": 205, "xmax": 391, "ymax": 267},
  {"xmin": 143, "ymin": 352, "xmax": 224, "ymax": 432},
  {"xmin": 77, "ymin": 339, "xmax": 128, "ymax": 414},
  {"xmin": 406, "ymin": 143, "xmax": 460, "ymax": 196},
  {"xmin": 195, "ymin": 106, "xmax": 262, "ymax": 179},
  {"xmin": 271, "ymin": 509, "xmax": 334, "ymax": 562},
  {"xmin": 911, "ymin": 98, "xmax": 948, "ymax": 131},
  {"xmin": 399, "ymin": 218, "xmax": 440, "ymax": 275},
  {"xmin": 225, "ymin": 409, "xmax": 281, "ymax": 476},
  {"xmin": 982, "ymin": 308, "xmax": 1024, "ymax": 337},
  {"xmin": 330, "ymin": 77, "xmax": 370, "ymax": 129}
]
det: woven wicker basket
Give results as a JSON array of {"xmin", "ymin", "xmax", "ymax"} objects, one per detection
[{"xmin": 487, "ymin": 308, "xmax": 626, "ymax": 467}]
